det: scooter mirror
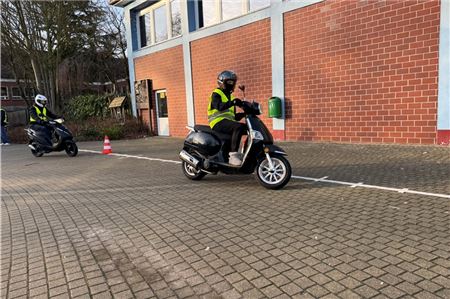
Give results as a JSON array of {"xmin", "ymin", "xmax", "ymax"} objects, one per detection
[{"xmin": 238, "ymin": 85, "xmax": 245, "ymax": 92}]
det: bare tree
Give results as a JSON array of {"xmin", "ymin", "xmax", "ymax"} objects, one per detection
[
  {"xmin": 1, "ymin": 0, "xmax": 103, "ymax": 112},
  {"xmin": 100, "ymin": 4, "xmax": 129, "ymax": 92}
]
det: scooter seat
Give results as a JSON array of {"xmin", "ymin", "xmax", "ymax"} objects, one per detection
[{"xmin": 194, "ymin": 125, "xmax": 231, "ymax": 142}]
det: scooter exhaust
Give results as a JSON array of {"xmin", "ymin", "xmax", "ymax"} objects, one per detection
[
  {"xmin": 28, "ymin": 144, "xmax": 36, "ymax": 150},
  {"xmin": 179, "ymin": 150, "xmax": 200, "ymax": 168}
]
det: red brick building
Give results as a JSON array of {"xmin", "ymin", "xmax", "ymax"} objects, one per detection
[
  {"xmin": 111, "ymin": 0, "xmax": 450, "ymax": 145},
  {"xmin": 0, "ymin": 79, "xmax": 33, "ymax": 108}
]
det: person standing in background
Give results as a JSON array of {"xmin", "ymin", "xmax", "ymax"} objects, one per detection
[{"xmin": 1, "ymin": 108, "xmax": 11, "ymax": 145}]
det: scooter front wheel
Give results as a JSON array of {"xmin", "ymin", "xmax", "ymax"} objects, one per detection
[
  {"xmin": 65, "ymin": 141, "xmax": 78, "ymax": 157},
  {"xmin": 256, "ymin": 154, "xmax": 291, "ymax": 189},
  {"xmin": 30, "ymin": 146, "xmax": 44, "ymax": 157},
  {"xmin": 182, "ymin": 161, "xmax": 207, "ymax": 180}
]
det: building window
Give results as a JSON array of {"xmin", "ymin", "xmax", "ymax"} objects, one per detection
[
  {"xmin": 249, "ymin": 0, "xmax": 270, "ymax": 11},
  {"xmin": 202, "ymin": 0, "xmax": 217, "ymax": 27},
  {"xmin": 171, "ymin": 0, "xmax": 182, "ymax": 37},
  {"xmin": 222, "ymin": 0, "xmax": 242, "ymax": 21},
  {"xmin": 189, "ymin": 0, "xmax": 270, "ymax": 32},
  {"xmin": 137, "ymin": 0, "xmax": 183, "ymax": 49},
  {"xmin": 11, "ymin": 87, "xmax": 21, "ymax": 98},
  {"xmin": 154, "ymin": 4, "xmax": 168, "ymax": 43},
  {"xmin": 139, "ymin": 13, "xmax": 152, "ymax": 47},
  {"xmin": 1, "ymin": 87, "xmax": 7, "ymax": 99}
]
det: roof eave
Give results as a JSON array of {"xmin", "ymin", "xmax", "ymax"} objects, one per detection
[{"xmin": 109, "ymin": 0, "xmax": 134, "ymax": 8}]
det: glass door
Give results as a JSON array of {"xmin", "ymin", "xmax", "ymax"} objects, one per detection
[{"xmin": 155, "ymin": 90, "xmax": 169, "ymax": 136}]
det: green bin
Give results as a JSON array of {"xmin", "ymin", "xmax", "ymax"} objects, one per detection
[{"xmin": 268, "ymin": 96, "xmax": 282, "ymax": 118}]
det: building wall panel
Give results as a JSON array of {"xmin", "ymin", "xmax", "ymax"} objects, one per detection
[
  {"xmin": 134, "ymin": 46, "xmax": 187, "ymax": 137},
  {"xmin": 191, "ymin": 19, "xmax": 273, "ymax": 128},
  {"xmin": 284, "ymin": 0, "xmax": 440, "ymax": 144}
]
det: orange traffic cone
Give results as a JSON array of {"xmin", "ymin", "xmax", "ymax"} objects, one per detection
[{"xmin": 102, "ymin": 135, "xmax": 112, "ymax": 154}]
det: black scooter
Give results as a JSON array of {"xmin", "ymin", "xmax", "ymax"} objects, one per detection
[
  {"xmin": 179, "ymin": 87, "xmax": 291, "ymax": 189},
  {"xmin": 26, "ymin": 118, "xmax": 78, "ymax": 157}
]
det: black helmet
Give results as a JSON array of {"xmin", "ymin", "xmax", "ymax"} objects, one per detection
[{"xmin": 217, "ymin": 70, "xmax": 237, "ymax": 92}]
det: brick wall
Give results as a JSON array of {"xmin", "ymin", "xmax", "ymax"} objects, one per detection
[
  {"xmin": 191, "ymin": 19, "xmax": 273, "ymax": 128},
  {"xmin": 134, "ymin": 46, "xmax": 187, "ymax": 137},
  {"xmin": 284, "ymin": 0, "xmax": 440, "ymax": 144}
]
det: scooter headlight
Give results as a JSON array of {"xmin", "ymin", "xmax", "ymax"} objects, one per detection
[{"xmin": 251, "ymin": 130, "xmax": 264, "ymax": 140}]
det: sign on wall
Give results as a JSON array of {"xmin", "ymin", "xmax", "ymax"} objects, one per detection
[{"xmin": 135, "ymin": 79, "xmax": 152, "ymax": 109}]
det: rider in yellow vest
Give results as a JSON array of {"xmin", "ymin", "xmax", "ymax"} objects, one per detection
[
  {"xmin": 207, "ymin": 70, "xmax": 246, "ymax": 165},
  {"xmin": 29, "ymin": 94, "xmax": 60, "ymax": 124},
  {"xmin": 29, "ymin": 94, "xmax": 61, "ymax": 145},
  {"xmin": 1, "ymin": 108, "xmax": 10, "ymax": 145}
]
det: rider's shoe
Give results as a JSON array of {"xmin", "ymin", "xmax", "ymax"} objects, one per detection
[{"xmin": 229, "ymin": 152, "xmax": 242, "ymax": 166}]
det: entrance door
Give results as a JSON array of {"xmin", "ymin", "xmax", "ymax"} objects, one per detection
[{"xmin": 155, "ymin": 90, "xmax": 169, "ymax": 136}]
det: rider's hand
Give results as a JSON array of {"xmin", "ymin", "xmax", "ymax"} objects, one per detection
[
  {"xmin": 235, "ymin": 113, "xmax": 245, "ymax": 121},
  {"xmin": 233, "ymin": 98, "xmax": 243, "ymax": 107}
]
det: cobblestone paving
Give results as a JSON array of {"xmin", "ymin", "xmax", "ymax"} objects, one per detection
[{"xmin": 1, "ymin": 138, "xmax": 449, "ymax": 299}]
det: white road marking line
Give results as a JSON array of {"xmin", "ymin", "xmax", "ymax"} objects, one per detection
[
  {"xmin": 292, "ymin": 176, "xmax": 450, "ymax": 199},
  {"xmin": 314, "ymin": 176, "xmax": 328, "ymax": 182},
  {"xmin": 80, "ymin": 149, "xmax": 450, "ymax": 199},
  {"xmin": 350, "ymin": 182, "xmax": 364, "ymax": 188},
  {"xmin": 80, "ymin": 149, "xmax": 181, "ymax": 164}
]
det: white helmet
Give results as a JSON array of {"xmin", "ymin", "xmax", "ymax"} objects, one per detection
[{"xmin": 35, "ymin": 94, "xmax": 48, "ymax": 107}]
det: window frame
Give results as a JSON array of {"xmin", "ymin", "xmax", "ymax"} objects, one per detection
[{"xmin": 137, "ymin": 0, "xmax": 181, "ymax": 49}]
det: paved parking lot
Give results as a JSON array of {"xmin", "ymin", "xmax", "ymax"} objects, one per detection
[{"xmin": 1, "ymin": 137, "xmax": 449, "ymax": 299}]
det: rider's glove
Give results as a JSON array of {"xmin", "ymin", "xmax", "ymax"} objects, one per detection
[
  {"xmin": 235, "ymin": 113, "xmax": 245, "ymax": 121},
  {"xmin": 233, "ymin": 98, "xmax": 243, "ymax": 107}
]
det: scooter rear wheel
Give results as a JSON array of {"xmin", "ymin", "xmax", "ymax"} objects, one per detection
[
  {"xmin": 182, "ymin": 161, "xmax": 207, "ymax": 180},
  {"xmin": 255, "ymin": 154, "xmax": 291, "ymax": 189}
]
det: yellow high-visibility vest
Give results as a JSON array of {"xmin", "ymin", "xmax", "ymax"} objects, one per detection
[
  {"xmin": 207, "ymin": 89, "xmax": 235, "ymax": 128},
  {"xmin": 29, "ymin": 106, "xmax": 48, "ymax": 123}
]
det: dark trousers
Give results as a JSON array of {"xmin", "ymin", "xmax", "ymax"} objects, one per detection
[
  {"xmin": 30, "ymin": 124, "xmax": 52, "ymax": 147},
  {"xmin": 213, "ymin": 119, "xmax": 247, "ymax": 152},
  {"xmin": 1, "ymin": 125, "xmax": 10, "ymax": 143}
]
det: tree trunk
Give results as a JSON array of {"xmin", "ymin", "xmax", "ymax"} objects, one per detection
[{"xmin": 30, "ymin": 57, "xmax": 43, "ymax": 93}]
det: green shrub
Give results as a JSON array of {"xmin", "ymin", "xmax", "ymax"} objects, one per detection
[
  {"xmin": 80, "ymin": 127, "xmax": 101, "ymax": 139},
  {"xmin": 103, "ymin": 125, "xmax": 124, "ymax": 140},
  {"xmin": 66, "ymin": 94, "xmax": 110, "ymax": 121}
]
